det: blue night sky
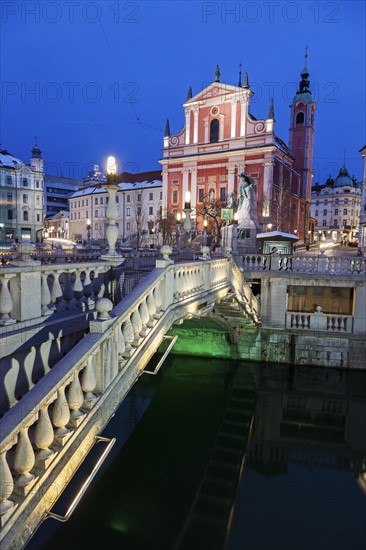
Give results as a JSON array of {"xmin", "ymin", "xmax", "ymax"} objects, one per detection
[{"xmin": 1, "ymin": 1, "xmax": 365, "ymax": 182}]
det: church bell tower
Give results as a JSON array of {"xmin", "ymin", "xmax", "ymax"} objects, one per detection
[{"xmin": 289, "ymin": 50, "xmax": 316, "ymax": 202}]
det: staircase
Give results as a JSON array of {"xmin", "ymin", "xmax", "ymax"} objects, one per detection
[{"xmin": 213, "ymin": 296, "xmax": 257, "ymax": 331}]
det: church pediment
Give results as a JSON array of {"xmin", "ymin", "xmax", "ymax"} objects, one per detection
[{"xmin": 184, "ymin": 82, "xmax": 241, "ymax": 106}]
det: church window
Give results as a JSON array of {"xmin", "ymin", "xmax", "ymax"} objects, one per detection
[
  {"xmin": 220, "ymin": 188, "xmax": 226, "ymax": 202},
  {"xmin": 23, "ymin": 211, "xmax": 29, "ymax": 221},
  {"xmin": 296, "ymin": 112, "xmax": 304, "ymax": 125},
  {"xmin": 172, "ymin": 189, "xmax": 178, "ymax": 204},
  {"xmin": 198, "ymin": 188, "xmax": 204, "ymax": 203},
  {"xmin": 210, "ymin": 119, "xmax": 219, "ymax": 143}
]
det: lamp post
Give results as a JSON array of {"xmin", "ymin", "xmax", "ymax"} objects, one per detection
[
  {"xmin": 175, "ymin": 212, "xmax": 181, "ymax": 253},
  {"xmin": 182, "ymin": 191, "xmax": 192, "ymax": 234},
  {"xmin": 105, "ymin": 155, "xmax": 120, "ymax": 256},
  {"xmin": 203, "ymin": 217, "xmax": 208, "ymax": 247},
  {"xmin": 86, "ymin": 218, "xmax": 92, "ymax": 245},
  {"xmin": 232, "ymin": 212, "xmax": 239, "ymax": 255}
]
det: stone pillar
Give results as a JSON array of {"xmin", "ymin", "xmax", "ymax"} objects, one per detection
[
  {"xmin": 263, "ymin": 161, "xmax": 274, "ymax": 218},
  {"xmin": 240, "ymin": 98, "xmax": 247, "ymax": 137},
  {"xmin": 266, "ymin": 278, "xmax": 287, "ymax": 328},
  {"xmin": 231, "ymin": 99, "xmax": 237, "ymax": 138},
  {"xmin": 191, "ymin": 168, "xmax": 198, "ymax": 210},
  {"xmin": 185, "ymin": 108, "xmax": 191, "ymax": 145},
  {"xmin": 162, "ymin": 168, "xmax": 168, "ymax": 216},
  {"xmin": 193, "ymin": 106, "xmax": 199, "ymax": 144},
  {"xmin": 105, "ymin": 183, "xmax": 119, "ymax": 255},
  {"xmin": 227, "ymin": 163, "xmax": 236, "ymax": 197},
  {"xmin": 182, "ymin": 169, "xmax": 189, "ymax": 206}
]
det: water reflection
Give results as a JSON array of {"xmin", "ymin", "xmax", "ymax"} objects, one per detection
[{"xmin": 28, "ymin": 359, "xmax": 366, "ymax": 550}]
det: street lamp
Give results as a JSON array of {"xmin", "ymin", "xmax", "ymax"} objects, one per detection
[
  {"xmin": 182, "ymin": 191, "xmax": 192, "ymax": 234},
  {"xmin": 175, "ymin": 212, "xmax": 181, "ymax": 252},
  {"xmin": 86, "ymin": 218, "xmax": 92, "ymax": 245},
  {"xmin": 105, "ymin": 155, "xmax": 120, "ymax": 256},
  {"xmin": 203, "ymin": 217, "xmax": 208, "ymax": 247}
]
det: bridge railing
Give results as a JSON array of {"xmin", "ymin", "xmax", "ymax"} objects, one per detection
[
  {"xmin": 0, "ymin": 257, "xmax": 248, "ymax": 540},
  {"xmin": 235, "ymin": 253, "xmax": 366, "ymax": 275},
  {"xmin": 286, "ymin": 312, "xmax": 354, "ymax": 333},
  {"xmin": 0, "ymin": 260, "xmax": 114, "ymax": 325}
]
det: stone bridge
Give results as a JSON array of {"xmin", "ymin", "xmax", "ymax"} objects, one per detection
[
  {"xmin": 1, "ymin": 249, "xmax": 366, "ymax": 548},
  {"xmin": 0, "ymin": 256, "xmax": 259, "ymax": 549}
]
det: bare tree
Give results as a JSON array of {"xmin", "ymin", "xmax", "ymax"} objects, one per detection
[
  {"xmin": 196, "ymin": 192, "xmax": 226, "ymax": 246},
  {"xmin": 156, "ymin": 208, "xmax": 175, "ymax": 246},
  {"xmin": 130, "ymin": 190, "xmax": 148, "ymax": 250}
]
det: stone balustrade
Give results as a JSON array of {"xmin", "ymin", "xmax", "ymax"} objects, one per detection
[
  {"xmin": 0, "ymin": 261, "xmax": 113, "ymax": 325},
  {"xmin": 0, "ymin": 257, "xmax": 256, "ymax": 544},
  {"xmin": 286, "ymin": 311, "xmax": 353, "ymax": 333},
  {"xmin": 237, "ymin": 253, "xmax": 366, "ymax": 275}
]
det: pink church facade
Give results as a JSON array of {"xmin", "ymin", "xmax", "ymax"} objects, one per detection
[{"xmin": 160, "ymin": 63, "xmax": 315, "ymax": 242}]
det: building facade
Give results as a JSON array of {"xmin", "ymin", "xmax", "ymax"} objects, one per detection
[
  {"xmin": 44, "ymin": 175, "xmax": 81, "ymax": 219},
  {"xmin": 160, "ymin": 61, "xmax": 316, "ymax": 242},
  {"xmin": 311, "ymin": 166, "xmax": 362, "ymax": 244},
  {"xmin": 69, "ymin": 171, "xmax": 162, "ymax": 245},
  {"xmin": 0, "ymin": 145, "xmax": 44, "ymax": 243},
  {"xmin": 359, "ymin": 146, "xmax": 366, "ymax": 254}
]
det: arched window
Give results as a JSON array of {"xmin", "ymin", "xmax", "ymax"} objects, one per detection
[
  {"xmin": 296, "ymin": 112, "xmax": 304, "ymax": 125},
  {"xmin": 210, "ymin": 119, "xmax": 219, "ymax": 143},
  {"xmin": 23, "ymin": 211, "xmax": 29, "ymax": 221},
  {"xmin": 7, "ymin": 209, "xmax": 13, "ymax": 220}
]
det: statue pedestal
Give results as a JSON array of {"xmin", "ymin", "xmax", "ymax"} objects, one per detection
[{"xmin": 226, "ymin": 221, "xmax": 260, "ymax": 255}]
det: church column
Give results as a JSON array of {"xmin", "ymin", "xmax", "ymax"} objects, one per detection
[
  {"xmin": 219, "ymin": 115, "xmax": 225, "ymax": 141},
  {"xmin": 231, "ymin": 99, "xmax": 237, "ymax": 138},
  {"xmin": 182, "ymin": 169, "xmax": 189, "ymax": 208},
  {"xmin": 204, "ymin": 117, "xmax": 209, "ymax": 143},
  {"xmin": 162, "ymin": 168, "xmax": 168, "ymax": 216},
  {"xmin": 227, "ymin": 163, "xmax": 236, "ymax": 198},
  {"xmin": 190, "ymin": 168, "xmax": 198, "ymax": 210},
  {"xmin": 193, "ymin": 107, "xmax": 199, "ymax": 144},
  {"xmin": 262, "ymin": 161, "xmax": 274, "ymax": 218},
  {"xmin": 240, "ymin": 98, "xmax": 248, "ymax": 138},
  {"xmin": 185, "ymin": 109, "xmax": 191, "ymax": 145}
]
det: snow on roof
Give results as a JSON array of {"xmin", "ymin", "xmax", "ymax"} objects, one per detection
[
  {"xmin": 0, "ymin": 149, "xmax": 25, "ymax": 168},
  {"xmin": 70, "ymin": 179, "xmax": 162, "ymax": 198},
  {"xmin": 256, "ymin": 231, "xmax": 299, "ymax": 241}
]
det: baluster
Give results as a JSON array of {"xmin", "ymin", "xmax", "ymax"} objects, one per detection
[
  {"xmin": 63, "ymin": 272, "xmax": 75, "ymax": 309},
  {"xmin": 51, "ymin": 271, "xmax": 63, "ymax": 310},
  {"xmin": 13, "ymin": 427, "xmax": 36, "ymax": 496},
  {"xmin": 83, "ymin": 268, "xmax": 95, "ymax": 308},
  {"xmin": 0, "ymin": 451, "xmax": 15, "ymax": 521},
  {"xmin": 67, "ymin": 374, "xmax": 85, "ymax": 427},
  {"xmin": 34, "ymin": 406, "xmax": 56, "ymax": 469},
  {"xmin": 122, "ymin": 316, "xmax": 135, "ymax": 357},
  {"xmin": 116, "ymin": 327, "xmax": 127, "ymax": 369},
  {"xmin": 81, "ymin": 357, "xmax": 98, "ymax": 407},
  {"xmin": 131, "ymin": 308, "xmax": 142, "ymax": 346},
  {"xmin": 146, "ymin": 292, "xmax": 157, "ymax": 327},
  {"xmin": 73, "ymin": 269, "xmax": 84, "ymax": 307},
  {"xmin": 0, "ymin": 274, "xmax": 16, "ymax": 325},
  {"xmin": 139, "ymin": 299, "xmax": 150, "ymax": 336},
  {"xmin": 51, "ymin": 386, "xmax": 71, "ymax": 445},
  {"xmin": 41, "ymin": 272, "xmax": 53, "ymax": 316},
  {"xmin": 153, "ymin": 284, "xmax": 163, "ymax": 317}
]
